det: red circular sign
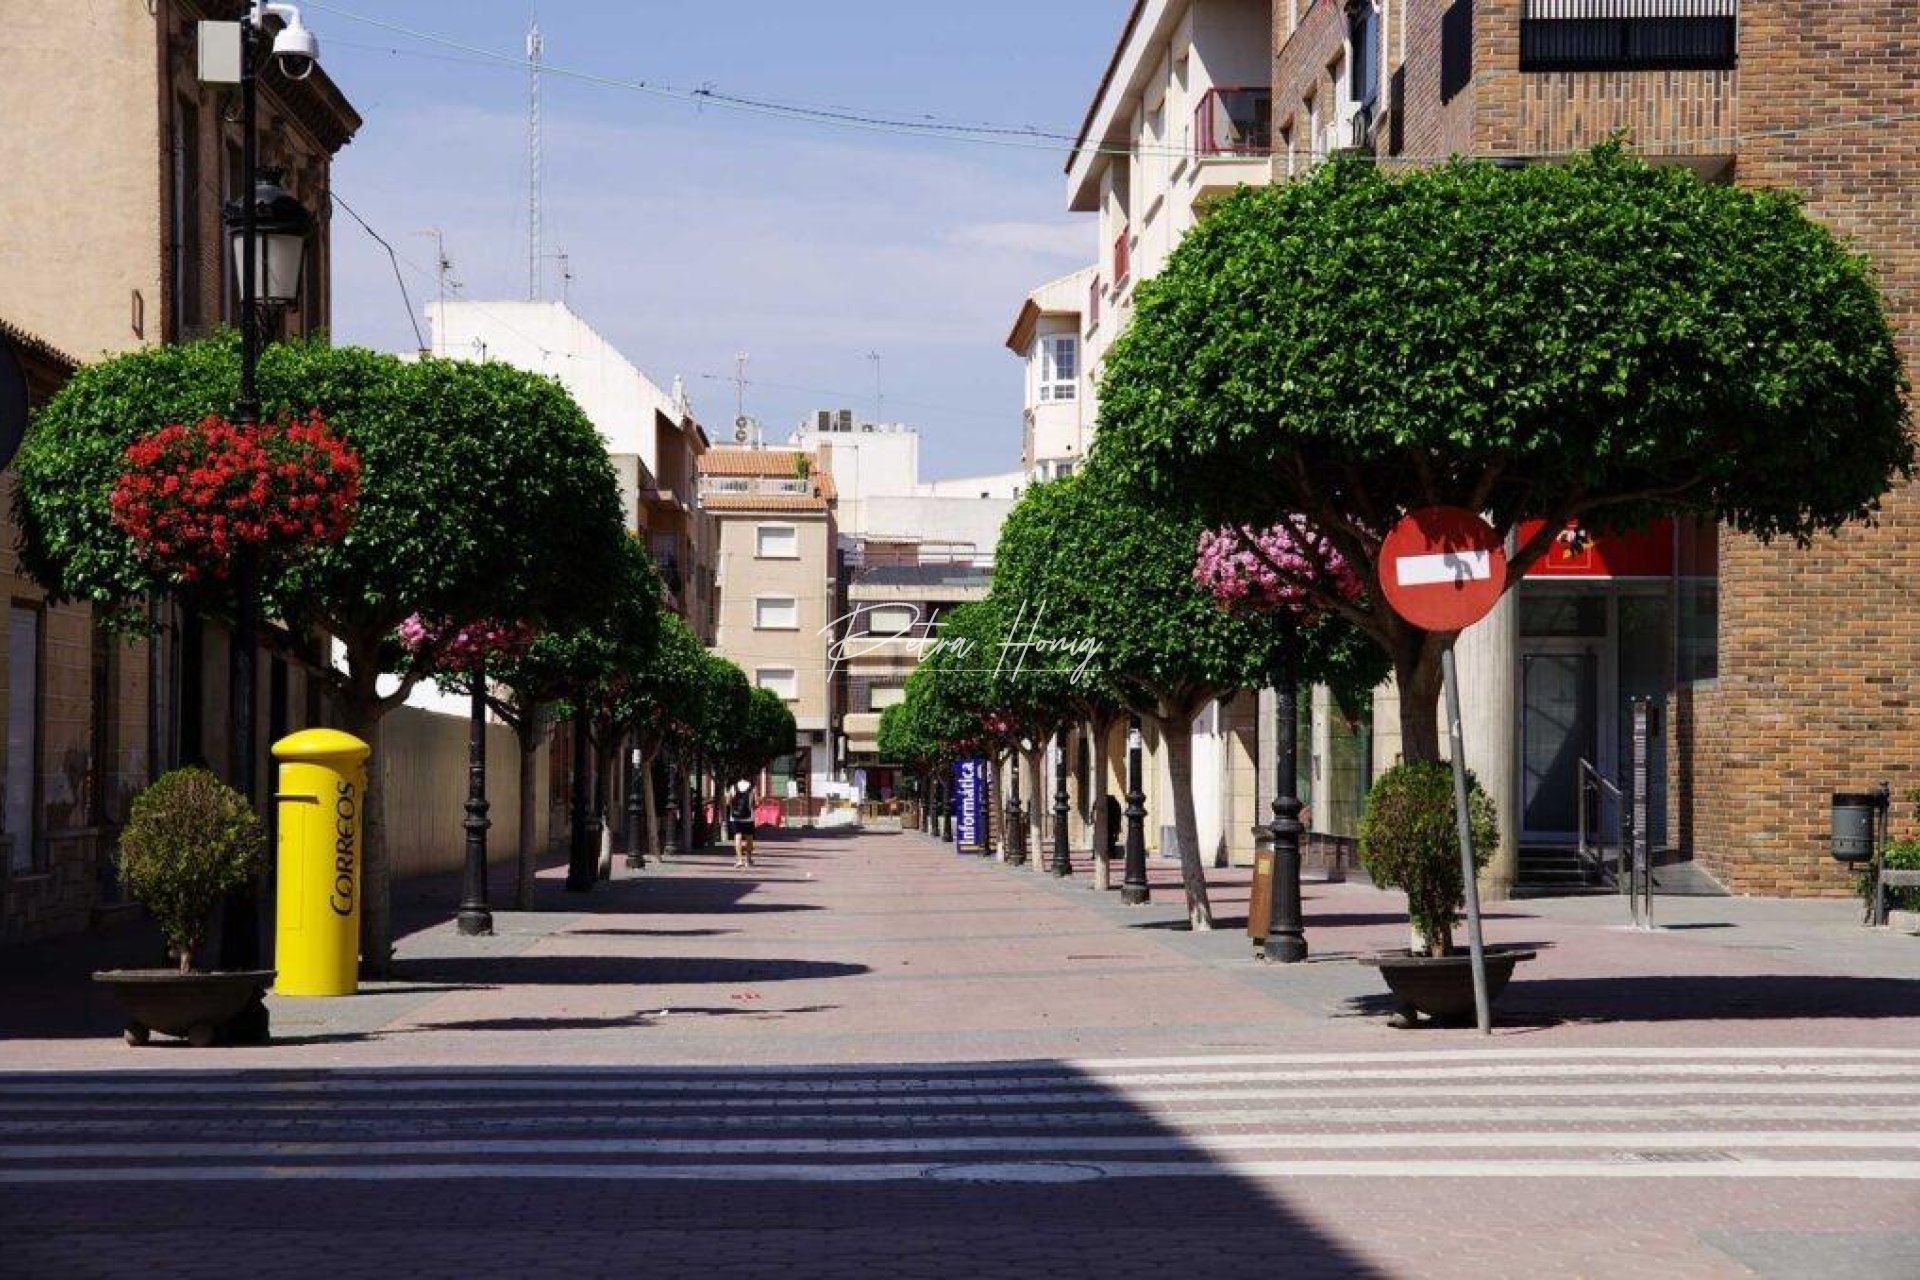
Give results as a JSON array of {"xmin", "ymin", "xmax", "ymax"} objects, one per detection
[{"xmin": 1379, "ymin": 507, "xmax": 1508, "ymax": 632}]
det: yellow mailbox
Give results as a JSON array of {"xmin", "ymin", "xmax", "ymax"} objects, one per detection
[{"xmin": 273, "ymin": 728, "xmax": 370, "ymax": 997}]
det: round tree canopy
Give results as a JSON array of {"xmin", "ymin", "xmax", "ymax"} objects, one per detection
[{"xmin": 1097, "ymin": 146, "xmax": 1911, "ymax": 551}]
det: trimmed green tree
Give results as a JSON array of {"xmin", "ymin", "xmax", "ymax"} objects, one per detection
[
  {"xmin": 17, "ymin": 337, "xmax": 632, "ymax": 968},
  {"xmin": 989, "ymin": 468, "xmax": 1383, "ymax": 927},
  {"xmin": 1095, "ymin": 146, "xmax": 1912, "ymax": 763}
]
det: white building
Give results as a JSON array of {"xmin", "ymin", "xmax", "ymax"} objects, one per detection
[
  {"xmin": 1006, "ymin": 266, "xmax": 1098, "ymax": 481},
  {"xmin": 1071, "ymin": 0, "xmax": 1275, "ymax": 386},
  {"xmin": 788, "ymin": 409, "xmax": 1022, "ymax": 564}
]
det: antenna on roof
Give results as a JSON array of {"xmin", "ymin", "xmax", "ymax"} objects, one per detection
[
  {"xmin": 866, "ymin": 351, "xmax": 884, "ymax": 426},
  {"xmin": 526, "ymin": 14, "xmax": 543, "ymax": 301},
  {"xmin": 732, "ymin": 352, "xmax": 758, "ymax": 446},
  {"xmin": 416, "ymin": 228, "xmax": 458, "ymax": 356}
]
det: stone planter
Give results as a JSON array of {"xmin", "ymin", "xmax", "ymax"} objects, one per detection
[
  {"xmin": 1358, "ymin": 947, "xmax": 1536, "ymax": 1028},
  {"xmin": 92, "ymin": 969, "xmax": 275, "ymax": 1047}
]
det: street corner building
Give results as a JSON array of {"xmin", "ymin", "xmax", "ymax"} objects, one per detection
[{"xmin": 1045, "ymin": 0, "xmax": 1918, "ymax": 899}]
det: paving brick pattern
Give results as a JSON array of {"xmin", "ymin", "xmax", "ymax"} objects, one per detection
[{"xmin": 2, "ymin": 829, "xmax": 1918, "ymax": 1277}]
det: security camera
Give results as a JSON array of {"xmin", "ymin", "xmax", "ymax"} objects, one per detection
[{"xmin": 272, "ymin": 15, "xmax": 319, "ymax": 80}]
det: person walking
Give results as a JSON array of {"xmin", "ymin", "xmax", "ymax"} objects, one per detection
[{"xmin": 727, "ymin": 779, "xmax": 758, "ymax": 869}]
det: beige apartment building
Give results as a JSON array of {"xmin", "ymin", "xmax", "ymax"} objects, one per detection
[
  {"xmin": 0, "ymin": 0, "xmax": 359, "ymax": 941},
  {"xmin": 700, "ymin": 449, "xmax": 841, "ymax": 797}
]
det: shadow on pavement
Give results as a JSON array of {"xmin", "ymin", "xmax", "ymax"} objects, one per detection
[
  {"xmin": 396, "ymin": 955, "xmax": 868, "ymax": 987},
  {"xmin": 1343, "ymin": 972, "xmax": 1920, "ymax": 1025},
  {"xmin": 0, "ymin": 1059, "xmax": 1387, "ymax": 1277}
]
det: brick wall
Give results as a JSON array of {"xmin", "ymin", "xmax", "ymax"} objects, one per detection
[
  {"xmin": 1271, "ymin": 0, "xmax": 1918, "ymax": 894},
  {"xmin": 1681, "ymin": 0, "xmax": 1920, "ymax": 894}
]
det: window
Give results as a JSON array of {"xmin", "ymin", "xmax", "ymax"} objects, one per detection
[
  {"xmin": 1520, "ymin": 0, "xmax": 1737, "ymax": 72},
  {"xmin": 1350, "ymin": 2, "xmax": 1381, "ymax": 112},
  {"xmin": 757, "ymin": 668, "xmax": 799, "ymax": 701},
  {"xmin": 756, "ymin": 524, "xmax": 799, "ymax": 559},
  {"xmin": 1440, "ymin": 0, "xmax": 1474, "ymax": 103},
  {"xmin": 6, "ymin": 606, "xmax": 41, "ymax": 874},
  {"xmin": 870, "ymin": 686, "xmax": 906, "ymax": 711},
  {"xmin": 1038, "ymin": 335, "xmax": 1078, "ymax": 403},
  {"xmin": 755, "ymin": 596, "xmax": 798, "ymax": 630},
  {"xmin": 867, "ymin": 605, "xmax": 917, "ymax": 637},
  {"xmin": 169, "ymin": 98, "xmax": 202, "ymax": 335}
]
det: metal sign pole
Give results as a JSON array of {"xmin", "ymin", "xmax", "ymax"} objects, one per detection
[
  {"xmin": 1441, "ymin": 646, "xmax": 1492, "ymax": 1035},
  {"xmin": 1631, "ymin": 699, "xmax": 1649, "ymax": 930}
]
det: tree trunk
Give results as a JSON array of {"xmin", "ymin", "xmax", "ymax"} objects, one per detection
[
  {"xmin": 341, "ymin": 689, "xmax": 391, "ymax": 978},
  {"xmin": 639, "ymin": 743, "xmax": 662, "ymax": 862},
  {"xmin": 1088, "ymin": 716, "xmax": 1111, "ymax": 892},
  {"xmin": 1156, "ymin": 705, "xmax": 1214, "ymax": 930},
  {"xmin": 1027, "ymin": 746, "xmax": 1045, "ymax": 869},
  {"xmin": 515, "ymin": 713, "xmax": 539, "ymax": 910},
  {"xmin": 1393, "ymin": 639, "xmax": 1446, "ymax": 764}
]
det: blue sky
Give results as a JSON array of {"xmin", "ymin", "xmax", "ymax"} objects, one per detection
[{"xmin": 314, "ymin": 1, "xmax": 1127, "ymax": 479}]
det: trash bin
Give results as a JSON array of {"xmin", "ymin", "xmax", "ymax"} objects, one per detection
[
  {"xmin": 273, "ymin": 729, "xmax": 371, "ymax": 996},
  {"xmin": 1830, "ymin": 792, "xmax": 1881, "ymax": 864}
]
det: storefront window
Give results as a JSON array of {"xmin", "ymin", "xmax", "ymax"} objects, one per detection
[{"xmin": 1676, "ymin": 519, "xmax": 1719, "ymax": 683}]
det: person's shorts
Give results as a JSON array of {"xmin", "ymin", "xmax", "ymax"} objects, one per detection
[{"xmin": 726, "ymin": 819, "xmax": 755, "ymax": 838}]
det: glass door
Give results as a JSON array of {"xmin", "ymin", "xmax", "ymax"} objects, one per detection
[{"xmin": 1519, "ymin": 649, "xmax": 1599, "ymax": 845}]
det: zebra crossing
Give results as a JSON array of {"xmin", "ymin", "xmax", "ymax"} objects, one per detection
[{"xmin": 0, "ymin": 1046, "xmax": 1915, "ymax": 1186}]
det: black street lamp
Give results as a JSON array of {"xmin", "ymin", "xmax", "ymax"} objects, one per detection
[
  {"xmin": 1120, "ymin": 715, "xmax": 1151, "ymax": 905},
  {"xmin": 938, "ymin": 776, "xmax": 952, "ymax": 842},
  {"xmin": 1006, "ymin": 747, "xmax": 1027, "ymax": 867},
  {"xmin": 662, "ymin": 755, "xmax": 682, "ymax": 858},
  {"xmin": 1265, "ymin": 644, "xmax": 1308, "ymax": 963},
  {"xmin": 625, "ymin": 744, "xmax": 647, "ymax": 869},
  {"xmin": 1050, "ymin": 727, "xmax": 1072, "ymax": 878},
  {"xmin": 213, "ymin": 5, "xmax": 317, "ymax": 970},
  {"xmin": 456, "ymin": 660, "xmax": 493, "ymax": 935}
]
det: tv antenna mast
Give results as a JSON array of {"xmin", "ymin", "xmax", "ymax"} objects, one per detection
[
  {"xmin": 417, "ymin": 228, "xmax": 458, "ymax": 355},
  {"xmin": 526, "ymin": 15, "xmax": 543, "ymax": 301},
  {"xmin": 866, "ymin": 351, "xmax": 884, "ymax": 426},
  {"xmin": 732, "ymin": 352, "xmax": 757, "ymax": 446}
]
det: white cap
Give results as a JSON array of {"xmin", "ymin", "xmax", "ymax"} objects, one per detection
[{"xmin": 735, "ymin": 780, "xmax": 751, "ymax": 793}]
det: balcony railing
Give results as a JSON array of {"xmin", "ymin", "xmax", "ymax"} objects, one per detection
[
  {"xmin": 1193, "ymin": 86, "xmax": 1273, "ymax": 157},
  {"xmin": 1520, "ymin": 0, "xmax": 1737, "ymax": 72}
]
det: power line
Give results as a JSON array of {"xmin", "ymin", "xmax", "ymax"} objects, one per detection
[
  {"xmin": 306, "ymin": 2, "xmax": 1920, "ymax": 164},
  {"xmin": 328, "ymin": 190, "xmax": 427, "ymax": 351}
]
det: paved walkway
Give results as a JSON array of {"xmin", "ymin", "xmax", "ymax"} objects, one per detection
[{"xmin": 2, "ymin": 828, "xmax": 1917, "ymax": 1277}]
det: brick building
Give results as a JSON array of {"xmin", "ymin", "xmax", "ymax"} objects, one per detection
[
  {"xmin": 1273, "ymin": 0, "xmax": 1918, "ymax": 894},
  {"xmin": 0, "ymin": 1, "xmax": 360, "ymax": 941}
]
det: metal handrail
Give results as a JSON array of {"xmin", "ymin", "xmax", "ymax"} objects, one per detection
[{"xmin": 1576, "ymin": 758, "xmax": 1622, "ymax": 887}]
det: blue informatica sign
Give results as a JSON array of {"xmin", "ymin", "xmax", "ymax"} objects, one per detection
[{"xmin": 952, "ymin": 758, "xmax": 990, "ymax": 853}]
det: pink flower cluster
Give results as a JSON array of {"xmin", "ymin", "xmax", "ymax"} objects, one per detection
[
  {"xmin": 1193, "ymin": 520, "xmax": 1364, "ymax": 619},
  {"xmin": 398, "ymin": 614, "xmax": 537, "ymax": 670}
]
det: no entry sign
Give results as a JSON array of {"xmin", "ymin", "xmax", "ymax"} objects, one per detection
[{"xmin": 1379, "ymin": 507, "xmax": 1507, "ymax": 632}]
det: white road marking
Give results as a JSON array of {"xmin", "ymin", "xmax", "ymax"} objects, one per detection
[
  {"xmin": 0, "ymin": 1158, "xmax": 1915, "ymax": 1185},
  {"xmin": 5, "ymin": 1060, "xmax": 1918, "ymax": 1099},
  {"xmin": 0, "ymin": 1131, "xmax": 1912, "ymax": 1162}
]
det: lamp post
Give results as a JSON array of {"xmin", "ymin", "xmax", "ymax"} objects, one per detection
[
  {"xmin": 456, "ymin": 660, "xmax": 493, "ymax": 935},
  {"xmin": 625, "ymin": 745, "xmax": 647, "ymax": 869},
  {"xmin": 1120, "ymin": 715, "xmax": 1150, "ymax": 905},
  {"xmin": 1265, "ymin": 644, "xmax": 1308, "ymax": 962},
  {"xmin": 662, "ymin": 755, "xmax": 683, "ymax": 858},
  {"xmin": 211, "ymin": 5, "xmax": 317, "ymax": 971},
  {"xmin": 1050, "ymin": 727, "xmax": 1072, "ymax": 878},
  {"xmin": 1006, "ymin": 744, "xmax": 1028, "ymax": 866}
]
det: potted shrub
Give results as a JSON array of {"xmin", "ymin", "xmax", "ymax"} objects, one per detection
[
  {"xmin": 1356, "ymin": 760, "xmax": 1534, "ymax": 1027},
  {"xmin": 92, "ymin": 768, "xmax": 274, "ymax": 1046}
]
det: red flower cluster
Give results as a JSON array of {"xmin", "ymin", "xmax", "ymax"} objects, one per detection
[
  {"xmin": 110, "ymin": 411, "xmax": 360, "ymax": 586},
  {"xmin": 398, "ymin": 614, "xmax": 537, "ymax": 670}
]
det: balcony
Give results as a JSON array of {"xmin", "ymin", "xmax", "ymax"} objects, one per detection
[
  {"xmin": 1519, "ymin": 0, "xmax": 1737, "ymax": 72},
  {"xmin": 1193, "ymin": 86, "xmax": 1273, "ymax": 158}
]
